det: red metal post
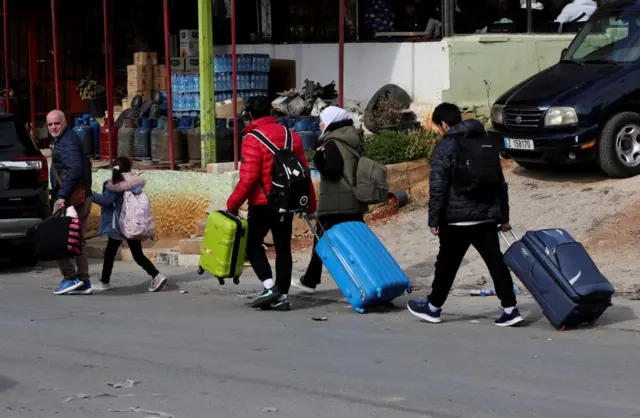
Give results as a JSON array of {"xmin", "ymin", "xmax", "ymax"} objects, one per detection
[
  {"xmin": 231, "ymin": 0, "xmax": 239, "ymax": 170},
  {"xmin": 103, "ymin": 0, "xmax": 112, "ymax": 161},
  {"xmin": 163, "ymin": 0, "xmax": 175, "ymax": 170},
  {"xmin": 338, "ymin": 0, "xmax": 345, "ymax": 108},
  {"xmin": 27, "ymin": 14, "xmax": 37, "ymax": 139},
  {"xmin": 108, "ymin": 0, "xmax": 115, "ymax": 160},
  {"xmin": 50, "ymin": 0, "xmax": 61, "ymax": 109},
  {"xmin": 3, "ymin": 0, "xmax": 10, "ymax": 113}
]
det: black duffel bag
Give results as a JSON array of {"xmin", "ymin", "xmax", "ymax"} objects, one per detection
[{"xmin": 30, "ymin": 211, "xmax": 83, "ymax": 261}]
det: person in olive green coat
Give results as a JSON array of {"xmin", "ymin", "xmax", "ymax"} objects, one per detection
[{"xmin": 292, "ymin": 106, "xmax": 368, "ymax": 293}]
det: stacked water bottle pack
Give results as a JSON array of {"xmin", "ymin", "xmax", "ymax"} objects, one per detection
[
  {"xmin": 213, "ymin": 53, "xmax": 269, "ymax": 103},
  {"xmin": 171, "ymin": 73, "xmax": 201, "ymax": 118}
]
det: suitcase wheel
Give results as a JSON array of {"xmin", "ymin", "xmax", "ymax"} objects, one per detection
[
  {"xmin": 354, "ymin": 307, "xmax": 365, "ymax": 314},
  {"xmin": 558, "ymin": 325, "xmax": 566, "ymax": 332},
  {"xmin": 197, "ymin": 266, "xmax": 204, "ymax": 275},
  {"xmin": 406, "ymin": 283, "xmax": 412, "ymax": 294},
  {"xmin": 233, "ymin": 277, "xmax": 240, "ymax": 285},
  {"xmin": 217, "ymin": 277, "xmax": 225, "ymax": 285}
]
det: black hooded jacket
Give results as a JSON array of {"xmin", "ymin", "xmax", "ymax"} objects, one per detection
[{"xmin": 427, "ymin": 119, "xmax": 509, "ymax": 227}]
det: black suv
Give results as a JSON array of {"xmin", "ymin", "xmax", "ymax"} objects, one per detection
[
  {"xmin": 0, "ymin": 113, "xmax": 50, "ymax": 264},
  {"xmin": 489, "ymin": 0, "xmax": 640, "ymax": 178}
]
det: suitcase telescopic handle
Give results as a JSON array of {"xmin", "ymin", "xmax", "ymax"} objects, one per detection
[
  {"xmin": 302, "ymin": 214, "xmax": 326, "ymax": 241},
  {"xmin": 499, "ymin": 228, "xmax": 519, "ymax": 247}
]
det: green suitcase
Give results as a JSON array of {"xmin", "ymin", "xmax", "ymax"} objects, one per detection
[{"xmin": 197, "ymin": 210, "xmax": 249, "ymax": 285}]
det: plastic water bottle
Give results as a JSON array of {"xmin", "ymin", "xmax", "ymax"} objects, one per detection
[
  {"xmin": 470, "ymin": 288, "xmax": 496, "ymax": 297},
  {"xmin": 194, "ymin": 73, "xmax": 200, "ymax": 93}
]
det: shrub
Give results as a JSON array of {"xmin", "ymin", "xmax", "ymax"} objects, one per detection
[
  {"xmin": 406, "ymin": 128, "xmax": 441, "ymax": 163},
  {"xmin": 363, "ymin": 130, "xmax": 411, "ymax": 165},
  {"xmin": 363, "ymin": 128, "xmax": 441, "ymax": 165}
]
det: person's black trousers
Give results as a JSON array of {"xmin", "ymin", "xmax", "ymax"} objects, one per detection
[
  {"xmin": 101, "ymin": 237, "xmax": 160, "ymax": 283},
  {"xmin": 246, "ymin": 205, "xmax": 294, "ymax": 294},
  {"xmin": 301, "ymin": 213, "xmax": 365, "ymax": 288},
  {"xmin": 428, "ymin": 223, "xmax": 517, "ymax": 308}
]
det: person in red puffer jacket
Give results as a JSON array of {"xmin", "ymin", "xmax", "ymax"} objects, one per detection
[{"xmin": 227, "ymin": 96, "xmax": 317, "ymax": 312}]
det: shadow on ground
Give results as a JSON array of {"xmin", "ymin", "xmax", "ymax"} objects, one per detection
[{"xmin": 509, "ymin": 163, "xmax": 609, "ymax": 185}]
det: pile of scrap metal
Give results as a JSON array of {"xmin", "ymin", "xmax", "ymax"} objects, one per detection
[{"xmin": 271, "ymin": 79, "xmax": 338, "ymax": 117}]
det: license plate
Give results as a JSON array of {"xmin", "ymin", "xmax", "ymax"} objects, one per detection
[{"xmin": 504, "ymin": 138, "xmax": 535, "ymax": 150}]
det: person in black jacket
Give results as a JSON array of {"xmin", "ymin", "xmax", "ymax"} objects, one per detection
[
  {"xmin": 47, "ymin": 109, "xmax": 94, "ymax": 296},
  {"xmin": 406, "ymin": 103, "xmax": 523, "ymax": 327}
]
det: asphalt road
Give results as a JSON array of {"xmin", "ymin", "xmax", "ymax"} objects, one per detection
[{"xmin": 1, "ymin": 262, "xmax": 640, "ymax": 418}]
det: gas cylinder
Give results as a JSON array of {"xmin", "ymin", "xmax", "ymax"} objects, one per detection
[
  {"xmin": 186, "ymin": 118, "xmax": 202, "ymax": 162},
  {"xmin": 178, "ymin": 117, "xmax": 195, "ymax": 161},
  {"xmin": 298, "ymin": 131, "xmax": 318, "ymax": 151},
  {"xmin": 89, "ymin": 117, "xmax": 101, "ymax": 158},
  {"xmin": 100, "ymin": 117, "xmax": 119, "ymax": 162},
  {"xmin": 134, "ymin": 118, "xmax": 154, "ymax": 160},
  {"xmin": 74, "ymin": 118, "xmax": 94, "ymax": 156},
  {"xmin": 117, "ymin": 119, "xmax": 137, "ymax": 158},
  {"xmin": 151, "ymin": 118, "xmax": 184, "ymax": 163}
]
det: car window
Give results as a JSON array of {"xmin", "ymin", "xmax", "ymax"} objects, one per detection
[{"xmin": 0, "ymin": 118, "xmax": 37, "ymax": 153}]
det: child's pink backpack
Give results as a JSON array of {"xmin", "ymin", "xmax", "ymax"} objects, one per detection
[{"xmin": 119, "ymin": 191, "xmax": 154, "ymax": 239}]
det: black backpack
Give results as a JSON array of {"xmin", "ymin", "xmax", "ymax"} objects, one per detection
[
  {"xmin": 250, "ymin": 127, "xmax": 312, "ymax": 214},
  {"xmin": 453, "ymin": 135, "xmax": 502, "ymax": 202}
]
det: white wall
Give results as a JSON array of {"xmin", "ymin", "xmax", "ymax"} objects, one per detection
[{"xmin": 216, "ymin": 41, "xmax": 449, "ymax": 105}]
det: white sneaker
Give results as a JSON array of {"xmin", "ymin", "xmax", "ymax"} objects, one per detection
[
  {"xmin": 291, "ymin": 278, "xmax": 315, "ymax": 294},
  {"xmin": 92, "ymin": 282, "xmax": 112, "ymax": 291},
  {"xmin": 149, "ymin": 274, "xmax": 168, "ymax": 292}
]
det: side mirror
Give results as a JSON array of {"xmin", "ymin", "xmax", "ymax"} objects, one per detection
[{"xmin": 561, "ymin": 48, "xmax": 568, "ymax": 59}]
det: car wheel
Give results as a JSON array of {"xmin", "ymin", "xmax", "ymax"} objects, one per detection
[
  {"xmin": 598, "ymin": 112, "xmax": 640, "ymax": 178},
  {"xmin": 12, "ymin": 243, "xmax": 38, "ymax": 267}
]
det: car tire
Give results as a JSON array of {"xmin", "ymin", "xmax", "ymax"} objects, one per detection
[
  {"xmin": 12, "ymin": 243, "xmax": 38, "ymax": 267},
  {"xmin": 598, "ymin": 112, "xmax": 640, "ymax": 178}
]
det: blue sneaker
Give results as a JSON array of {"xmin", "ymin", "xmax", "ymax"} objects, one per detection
[
  {"xmin": 67, "ymin": 280, "xmax": 93, "ymax": 295},
  {"xmin": 495, "ymin": 308, "xmax": 524, "ymax": 327},
  {"xmin": 53, "ymin": 278, "xmax": 84, "ymax": 295},
  {"xmin": 407, "ymin": 298, "xmax": 442, "ymax": 323}
]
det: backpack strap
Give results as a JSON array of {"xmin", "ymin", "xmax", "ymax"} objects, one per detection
[
  {"xmin": 248, "ymin": 129, "xmax": 280, "ymax": 154},
  {"xmin": 284, "ymin": 126, "xmax": 293, "ymax": 151}
]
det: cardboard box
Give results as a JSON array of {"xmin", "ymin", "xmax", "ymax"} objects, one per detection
[
  {"xmin": 180, "ymin": 41, "xmax": 199, "ymax": 58},
  {"xmin": 154, "ymin": 77, "xmax": 167, "ymax": 91},
  {"xmin": 215, "ymin": 98, "xmax": 244, "ymax": 120},
  {"xmin": 170, "ymin": 57, "xmax": 186, "ymax": 73},
  {"xmin": 127, "ymin": 65, "xmax": 152, "ymax": 91},
  {"xmin": 153, "ymin": 65, "xmax": 167, "ymax": 90},
  {"xmin": 133, "ymin": 52, "xmax": 158, "ymax": 66},
  {"xmin": 121, "ymin": 98, "xmax": 131, "ymax": 109},
  {"xmin": 185, "ymin": 57, "xmax": 199, "ymax": 72},
  {"xmin": 179, "ymin": 29, "xmax": 198, "ymax": 43}
]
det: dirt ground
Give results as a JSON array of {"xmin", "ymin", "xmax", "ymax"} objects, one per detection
[{"xmin": 292, "ymin": 161, "xmax": 640, "ymax": 299}]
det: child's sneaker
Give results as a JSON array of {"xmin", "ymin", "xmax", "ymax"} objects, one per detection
[
  {"xmin": 407, "ymin": 298, "xmax": 442, "ymax": 323},
  {"xmin": 53, "ymin": 277, "xmax": 84, "ymax": 295},
  {"xmin": 260, "ymin": 300, "xmax": 291, "ymax": 311},
  {"xmin": 149, "ymin": 274, "xmax": 168, "ymax": 292},
  {"xmin": 67, "ymin": 280, "xmax": 94, "ymax": 295},
  {"xmin": 495, "ymin": 307, "xmax": 524, "ymax": 327}
]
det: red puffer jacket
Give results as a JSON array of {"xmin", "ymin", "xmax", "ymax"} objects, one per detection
[{"xmin": 227, "ymin": 116, "xmax": 317, "ymax": 213}]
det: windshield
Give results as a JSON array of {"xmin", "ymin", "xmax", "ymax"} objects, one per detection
[{"xmin": 563, "ymin": 9, "xmax": 640, "ymax": 63}]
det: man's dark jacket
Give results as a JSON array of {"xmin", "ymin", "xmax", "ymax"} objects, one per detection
[
  {"xmin": 427, "ymin": 119, "xmax": 509, "ymax": 227},
  {"xmin": 50, "ymin": 127, "xmax": 93, "ymax": 201}
]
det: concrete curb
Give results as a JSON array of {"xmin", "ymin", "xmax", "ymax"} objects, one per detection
[{"xmin": 86, "ymin": 240, "xmax": 201, "ymax": 267}]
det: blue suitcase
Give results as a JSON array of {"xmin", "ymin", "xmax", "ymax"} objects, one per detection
[
  {"xmin": 501, "ymin": 228, "xmax": 615, "ymax": 330},
  {"xmin": 307, "ymin": 219, "xmax": 412, "ymax": 313}
]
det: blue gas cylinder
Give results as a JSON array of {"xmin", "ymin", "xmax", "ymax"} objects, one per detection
[
  {"xmin": 88, "ymin": 116, "xmax": 100, "ymax": 158},
  {"xmin": 298, "ymin": 131, "xmax": 318, "ymax": 151},
  {"xmin": 293, "ymin": 118, "xmax": 313, "ymax": 132},
  {"xmin": 134, "ymin": 118, "xmax": 154, "ymax": 160},
  {"xmin": 74, "ymin": 118, "xmax": 94, "ymax": 156}
]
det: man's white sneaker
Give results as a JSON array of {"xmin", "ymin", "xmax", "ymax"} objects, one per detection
[
  {"xmin": 92, "ymin": 282, "xmax": 112, "ymax": 291},
  {"xmin": 291, "ymin": 278, "xmax": 316, "ymax": 294}
]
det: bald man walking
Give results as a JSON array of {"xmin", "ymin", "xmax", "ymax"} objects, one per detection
[{"xmin": 47, "ymin": 110, "xmax": 94, "ymax": 295}]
